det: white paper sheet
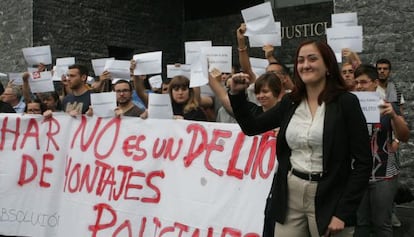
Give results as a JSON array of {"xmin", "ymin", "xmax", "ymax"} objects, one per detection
[
  {"xmin": 7, "ymin": 73, "xmax": 24, "ymax": 86},
  {"xmin": 248, "ymin": 22, "xmax": 281, "ymax": 47},
  {"xmin": 184, "ymin": 41, "xmax": 212, "ymax": 65},
  {"xmin": 331, "ymin": 12, "xmax": 358, "ymax": 27},
  {"xmin": 104, "ymin": 59, "xmax": 131, "ymax": 80},
  {"xmin": 166, "ymin": 64, "xmax": 191, "ymax": 79},
  {"xmin": 133, "ymin": 51, "xmax": 162, "ymax": 75},
  {"xmin": 90, "ymin": 92, "xmax": 117, "ymax": 118},
  {"xmin": 91, "ymin": 57, "xmax": 115, "ymax": 77},
  {"xmin": 148, "ymin": 75, "xmax": 163, "ymax": 89},
  {"xmin": 200, "ymin": 46, "xmax": 232, "ymax": 73},
  {"xmin": 29, "ymin": 71, "xmax": 55, "ymax": 93},
  {"xmin": 148, "ymin": 93, "xmax": 173, "ymax": 119},
  {"xmin": 352, "ymin": 91, "xmax": 380, "ymax": 123},
  {"xmin": 189, "ymin": 58, "xmax": 208, "ymax": 88},
  {"xmin": 53, "ymin": 57, "xmax": 75, "ymax": 81},
  {"xmin": 241, "ymin": 2, "xmax": 275, "ymax": 36},
  {"xmin": 22, "ymin": 45, "xmax": 52, "ymax": 66},
  {"xmin": 249, "ymin": 57, "xmax": 268, "ymax": 78},
  {"xmin": 326, "ymin": 26, "xmax": 363, "ymax": 53}
]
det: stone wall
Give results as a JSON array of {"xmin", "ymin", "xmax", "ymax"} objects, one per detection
[
  {"xmin": 0, "ymin": 0, "xmax": 33, "ymax": 73},
  {"xmin": 183, "ymin": 2, "xmax": 333, "ymax": 68},
  {"xmin": 183, "ymin": 14, "xmax": 243, "ymax": 66},
  {"xmin": 33, "ymin": 0, "xmax": 183, "ymax": 76},
  {"xmin": 335, "ymin": 0, "xmax": 414, "ymax": 190},
  {"xmin": 3, "ymin": 0, "xmax": 183, "ymax": 76}
]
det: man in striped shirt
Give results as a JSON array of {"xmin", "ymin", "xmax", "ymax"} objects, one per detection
[{"xmin": 353, "ymin": 64, "xmax": 409, "ymax": 237}]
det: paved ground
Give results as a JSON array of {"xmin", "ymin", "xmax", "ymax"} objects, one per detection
[{"xmin": 394, "ymin": 201, "xmax": 414, "ymax": 237}]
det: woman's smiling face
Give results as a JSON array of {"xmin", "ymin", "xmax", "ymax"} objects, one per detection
[{"xmin": 297, "ymin": 43, "xmax": 328, "ymax": 86}]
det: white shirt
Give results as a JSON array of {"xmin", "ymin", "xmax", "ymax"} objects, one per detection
[
  {"xmin": 286, "ymin": 100, "xmax": 325, "ymax": 173},
  {"xmin": 376, "ymin": 86, "xmax": 386, "ymax": 100},
  {"xmin": 14, "ymin": 99, "xmax": 26, "ymax": 113},
  {"xmin": 246, "ymin": 83, "xmax": 260, "ymax": 105}
]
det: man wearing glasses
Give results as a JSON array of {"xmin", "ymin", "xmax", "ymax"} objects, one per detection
[{"xmin": 113, "ymin": 80, "xmax": 144, "ymax": 117}]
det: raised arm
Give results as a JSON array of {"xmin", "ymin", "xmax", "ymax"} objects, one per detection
[
  {"xmin": 263, "ymin": 44, "xmax": 278, "ymax": 63},
  {"xmin": 130, "ymin": 59, "xmax": 149, "ymax": 107},
  {"xmin": 386, "ymin": 103, "xmax": 410, "ymax": 142},
  {"xmin": 91, "ymin": 70, "xmax": 112, "ymax": 92},
  {"xmin": 208, "ymin": 68, "xmax": 233, "ymax": 114},
  {"xmin": 22, "ymin": 72, "xmax": 32, "ymax": 103},
  {"xmin": 237, "ymin": 23, "xmax": 257, "ymax": 84}
]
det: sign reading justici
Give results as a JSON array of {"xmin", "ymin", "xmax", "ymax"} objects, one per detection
[{"xmin": 281, "ymin": 21, "xmax": 329, "ymax": 39}]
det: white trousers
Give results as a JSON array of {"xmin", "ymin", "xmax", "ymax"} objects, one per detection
[{"xmin": 274, "ymin": 171, "xmax": 354, "ymax": 237}]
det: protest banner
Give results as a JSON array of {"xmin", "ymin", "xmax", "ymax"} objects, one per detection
[{"xmin": 0, "ymin": 114, "xmax": 277, "ymax": 237}]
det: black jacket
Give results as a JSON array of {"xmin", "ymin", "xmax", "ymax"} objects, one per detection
[
  {"xmin": 229, "ymin": 92, "xmax": 372, "ymax": 235},
  {"xmin": 172, "ymin": 102, "xmax": 207, "ymax": 121},
  {"xmin": 0, "ymin": 101, "xmax": 16, "ymax": 113}
]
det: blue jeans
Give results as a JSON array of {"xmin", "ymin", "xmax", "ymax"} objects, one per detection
[{"xmin": 354, "ymin": 177, "xmax": 399, "ymax": 237}]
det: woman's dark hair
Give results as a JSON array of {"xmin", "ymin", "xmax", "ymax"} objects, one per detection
[
  {"xmin": 291, "ymin": 40, "xmax": 347, "ymax": 104},
  {"xmin": 39, "ymin": 91, "xmax": 62, "ymax": 111},
  {"xmin": 25, "ymin": 98, "xmax": 47, "ymax": 114},
  {"xmin": 169, "ymin": 75, "xmax": 190, "ymax": 90},
  {"xmin": 254, "ymin": 72, "xmax": 282, "ymax": 98}
]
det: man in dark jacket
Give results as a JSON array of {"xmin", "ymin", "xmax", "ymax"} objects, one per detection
[{"xmin": 0, "ymin": 83, "xmax": 16, "ymax": 113}]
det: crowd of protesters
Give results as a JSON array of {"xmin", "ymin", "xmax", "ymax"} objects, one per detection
[{"xmin": 0, "ymin": 23, "xmax": 410, "ymax": 237}]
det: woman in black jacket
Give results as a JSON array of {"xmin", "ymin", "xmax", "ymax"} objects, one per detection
[{"xmin": 228, "ymin": 40, "xmax": 372, "ymax": 237}]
